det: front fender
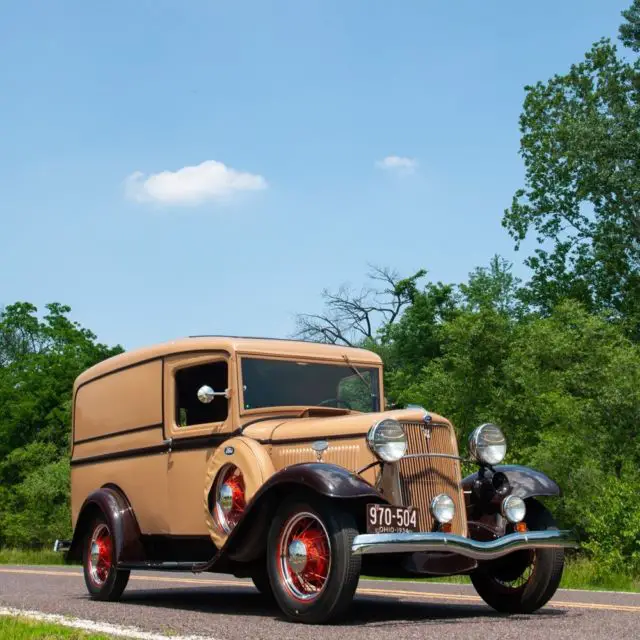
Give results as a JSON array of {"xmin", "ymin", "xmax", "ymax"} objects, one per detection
[
  {"xmin": 462, "ymin": 464, "xmax": 561, "ymax": 501},
  {"xmin": 197, "ymin": 462, "xmax": 386, "ymax": 569},
  {"xmin": 66, "ymin": 486, "xmax": 145, "ymax": 565},
  {"xmin": 262, "ymin": 462, "xmax": 385, "ymax": 499},
  {"xmin": 494, "ymin": 464, "xmax": 561, "ymax": 499}
]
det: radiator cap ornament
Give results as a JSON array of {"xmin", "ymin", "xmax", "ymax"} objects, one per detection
[
  {"xmin": 423, "ymin": 412, "xmax": 432, "ymax": 439},
  {"xmin": 311, "ymin": 440, "xmax": 329, "ymax": 462}
]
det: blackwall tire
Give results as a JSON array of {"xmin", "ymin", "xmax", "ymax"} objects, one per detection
[
  {"xmin": 470, "ymin": 498, "xmax": 565, "ymax": 614},
  {"xmin": 82, "ymin": 514, "xmax": 130, "ymax": 601},
  {"xmin": 266, "ymin": 494, "xmax": 361, "ymax": 624},
  {"xmin": 251, "ymin": 566, "xmax": 274, "ymax": 600}
]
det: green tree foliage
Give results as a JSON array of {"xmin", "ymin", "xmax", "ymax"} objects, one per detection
[
  {"xmin": 503, "ymin": 20, "xmax": 640, "ymax": 336},
  {"xmin": 620, "ymin": 0, "xmax": 640, "ymax": 51},
  {"xmin": 0, "ymin": 303, "xmax": 122, "ymax": 547}
]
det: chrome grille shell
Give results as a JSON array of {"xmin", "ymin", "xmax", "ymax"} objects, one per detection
[{"xmin": 398, "ymin": 421, "xmax": 467, "ymax": 536}]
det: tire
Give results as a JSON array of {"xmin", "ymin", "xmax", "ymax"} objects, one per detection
[
  {"xmin": 82, "ymin": 513, "xmax": 130, "ymax": 601},
  {"xmin": 266, "ymin": 493, "xmax": 361, "ymax": 624},
  {"xmin": 470, "ymin": 498, "xmax": 565, "ymax": 614},
  {"xmin": 251, "ymin": 565, "xmax": 274, "ymax": 600}
]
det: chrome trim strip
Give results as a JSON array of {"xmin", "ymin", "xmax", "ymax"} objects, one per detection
[
  {"xmin": 402, "ymin": 452, "xmax": 471, "ymax": 462},
  {"xmin": 351, "ymin": 529, "xmax": 578, "ymax": 559}
]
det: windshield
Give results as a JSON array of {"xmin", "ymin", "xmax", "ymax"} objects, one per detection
[{"xmin": 240, "ymin": 357, "xmax": 380, "ymax": 413}]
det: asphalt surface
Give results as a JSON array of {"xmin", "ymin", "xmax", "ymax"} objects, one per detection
[{"xmin": 1, "ymin": 565, "xmax": 639, "ymax": 639}]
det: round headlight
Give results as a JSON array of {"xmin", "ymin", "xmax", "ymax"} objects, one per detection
[
  {"xmin": 431, "ymin": 493, "xmax": 455, "ymax": 524},
  {"xmin": 367, "ymin": 419, "xmax": 407, "ymax": 462},
  {"xmin": 501, "ymin": 495, "xmax": 526, "ymax": 524},
  {"xmin": 468, "ymin": 423, "xmax": 507, "ymax": 465}
]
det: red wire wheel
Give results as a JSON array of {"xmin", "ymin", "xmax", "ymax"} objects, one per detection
[
  {"xmin": 87, "ymin": 523, "xmax": 113, "ymax": 588},
  {"xmin": 213, "ymin": 465, "xmax": 247, "ymax": 533},
  {"xmin": 277, "ymin": 511, "xmax": 332, "ymax": 601}
]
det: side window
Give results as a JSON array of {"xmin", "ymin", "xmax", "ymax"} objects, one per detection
[{"xmin": 175, "ymin": 361, "xmax": 228, "ymax": 427}]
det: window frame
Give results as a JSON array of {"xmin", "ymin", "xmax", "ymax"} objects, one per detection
[
  {"xmin": 236, "ymin": 353, "xmax": 383, "ymax": 417},
  {"xmin": 164, "ymin": 351, "xmax": 235, "ymax": 438}
]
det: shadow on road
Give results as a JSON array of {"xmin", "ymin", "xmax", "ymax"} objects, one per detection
[{"xmin": 95, "ymin": 585, "xmax": 566, "ymax": 627}]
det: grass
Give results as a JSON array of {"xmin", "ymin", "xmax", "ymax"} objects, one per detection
[
  {"xmin": 2, "ymin": 547, "xmax": 639, "ymax": 593},
  {"xmin": 367, "ymin": 557, "xmax": 640, "ymax": 593},
  {"xmin": 0, "ymin": 616, "xmax": 117, "ymax": 639},
  {"xmin": 0, "ymin": 548, "xmax": 66, "ymax": 565}
]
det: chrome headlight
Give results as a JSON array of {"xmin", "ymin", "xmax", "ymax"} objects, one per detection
[
  {"xmin": 367, "ymin": 418, "xmax": 407, "ymax": 462},
  {"xmin": 468, "ymin": 423, "xmax": 507, "ymax": 465},
  {"xmin": 431, "ymin": 493, "xmax": 455, "ymax": 524},
  {"xmin": 501, "ymin": 495, "xmax": 526, "ymax": 523}
]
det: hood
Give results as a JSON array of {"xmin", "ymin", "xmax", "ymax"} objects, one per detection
[{"xmin": 241, "ymin": 407, "xmax": 451, "ymax": 443}]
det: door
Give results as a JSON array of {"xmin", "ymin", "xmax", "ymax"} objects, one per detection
[{"xmin": 163, "ymin": 352, "xmax": 235, "ymax": 535}]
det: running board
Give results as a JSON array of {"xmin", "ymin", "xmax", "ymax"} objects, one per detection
[{"xmin": 118, "ymin": 561, "xmax": 203, "ymax": 572}]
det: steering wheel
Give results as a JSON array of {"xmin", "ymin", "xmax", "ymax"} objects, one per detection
[{"xmin": 317, "ymin": 398, "xmax": 353, "ymax": 409}]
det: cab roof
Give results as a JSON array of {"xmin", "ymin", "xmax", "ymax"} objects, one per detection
[{"xmin": 74, "ymin": 336, "xmax": 383, "ymax": 389}]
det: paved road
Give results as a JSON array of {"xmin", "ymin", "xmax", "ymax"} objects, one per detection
[{"xmin": 1, "ymin": 565, "xmax": 639, "ymax": 639}]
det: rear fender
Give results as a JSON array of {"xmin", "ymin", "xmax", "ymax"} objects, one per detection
[{"xmin": 66, "ymin": 486, "xmax": 145, "ymax": 565}]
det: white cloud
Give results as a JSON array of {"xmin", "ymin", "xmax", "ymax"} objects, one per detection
[
  {"xmin": 125, "ymin": 160, "xmax": 268, "ymax": 205},
  {"xmin": 376, "ymin": 155, "xmax": 418, "ymax": 173}
]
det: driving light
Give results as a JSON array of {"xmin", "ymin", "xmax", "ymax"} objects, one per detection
[
  {"xmin": 431, "ymin": 494, "xmax": 455, "ymax": 524},
  {"xmin": 469, "ymin": 423, "xmax": 507, "ymax": 465},
  {"xmin": 367, "ymin": 419, "xmax": 407, "ymax": 462},
  {"xmin": 501, "ymin": 495, "xmax": 526, "ymax": 524}
]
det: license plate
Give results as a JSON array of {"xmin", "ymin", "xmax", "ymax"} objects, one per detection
[{"xmin": 366, "ymin": 504, "xmax": 419, "ymax": 534}]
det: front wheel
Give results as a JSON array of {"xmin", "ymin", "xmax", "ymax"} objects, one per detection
[
  {"xmin": 251, "ymin": 566, "xmax": 274, "ymax": 600},
  {"xmin": 266, "ymin": 494, "xmax": 361, "ymax": 624},
  {"xmin": 470, "ymin": 498, "xmax": 564, "ymax": 614},
  {"xmin": 82, "ymin": 514, "xmax": 130, "ymax": 601}
]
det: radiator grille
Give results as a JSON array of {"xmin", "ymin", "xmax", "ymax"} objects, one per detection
[{"xmin": 398, "ymin": 422, "xmax": 467, "ymax": 536}]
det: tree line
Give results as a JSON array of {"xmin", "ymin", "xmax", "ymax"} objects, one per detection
[
  {"xmin": 0, "ymin": 2, "xmax": 638, "ymax": 577},
  {"xmin": 295, "ymin": 2, "xmax": 640, "ymax": 577}
]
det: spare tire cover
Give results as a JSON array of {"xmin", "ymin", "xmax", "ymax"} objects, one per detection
[{"xmin": 203, "ymin": 436, "xmax": 275, "ymax": 548}]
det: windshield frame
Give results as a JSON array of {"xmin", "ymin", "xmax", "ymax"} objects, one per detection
[{"xmin": 236, "ymin": 353, "xmax": 383, "ymax": 416}]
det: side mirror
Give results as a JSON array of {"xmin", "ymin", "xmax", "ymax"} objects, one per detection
[{"xmin": 197, "ymin": 385, "xmax": 230, "ymax": 404}]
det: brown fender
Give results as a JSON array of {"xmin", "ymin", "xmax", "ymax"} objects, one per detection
[
  {"xmin": 197, "ymin": 462, "xmax": 387, "ymax": 570},
  {"xmin": 66, "ymin": 485, "xmax": 145, "ymax": 565}
]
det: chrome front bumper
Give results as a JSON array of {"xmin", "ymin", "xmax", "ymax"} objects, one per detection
[{"xmin": 351, "ymin": 529, "xmax": 578, "ymax": 560}]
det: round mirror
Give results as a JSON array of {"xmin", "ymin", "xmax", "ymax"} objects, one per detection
[{"xmin": 197, "ymin": 385, "xmax": 215, "ymax": 404}]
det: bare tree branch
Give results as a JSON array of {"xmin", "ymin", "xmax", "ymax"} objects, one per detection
[{"xmin": 293, "ymin": 266, "xmax": 427, "ymax": 346}]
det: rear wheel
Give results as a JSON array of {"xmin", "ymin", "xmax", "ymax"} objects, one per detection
[
  {"xmin": 82, "ymin": 514, "xmax": 130, "ymax": 601},
  {"xmin": 470, "ymin": 499, "xmax": 564, "ymax": 614},
  {"xmin": 266, "ymin": 494, "xmax": 361, "ymax": 624}
]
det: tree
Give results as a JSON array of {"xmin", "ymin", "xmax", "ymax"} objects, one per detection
[
  {"xmin": 620, "ymin": 0, "xmax": 640, "ymax": 51},
  {"xmin": 0, "ymin": 302, "xmax": 122, "ymax": 546},
  {"xmin": 293, "ymin": 266, "xmax": 426, "ymax": 347},
  {"xmin": 503, "ymin": 5, "xmax": 640, "ymax": 336}
]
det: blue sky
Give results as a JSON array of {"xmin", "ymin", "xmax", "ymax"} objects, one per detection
[{"xmin": 0, "ymin": 1, "xmax": 632, "ymax": 350}]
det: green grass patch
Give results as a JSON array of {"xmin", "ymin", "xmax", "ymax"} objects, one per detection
[
  {"xmin": 557, "ymin": 557, "xmax": 640, "ymax": 592},
  {"xmin": 365, "ymin": 557, "xmax": 640, "ymax": 592},
  {"xmin": 0, "ymin": 548, "xmax": 66, "ymax": 565},
  {"xmin": 0, "ymin": 616, "xmax": 116, "ymax": 639}
]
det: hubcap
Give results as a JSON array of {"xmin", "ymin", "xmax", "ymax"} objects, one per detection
[
  {"xmin": 278, "ymin": 512, "xmax": 331, "ymax": 601},
  {"xmin": 219, "ymin": 483, "xmax": 234, "ymax": 513},
  {"xmin": 214, "ymin": 466, "xmax": 246, "ymax": 533},
  {"xmin": 88, "ymin": 524, "xmax": 112, "ymax": 587},
  {"xmin": 287, "ymin": 539, "xmax": 308, "ymax": 574}
]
